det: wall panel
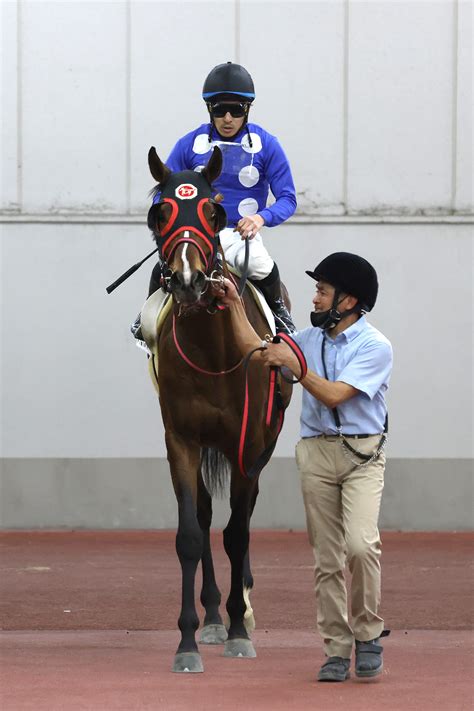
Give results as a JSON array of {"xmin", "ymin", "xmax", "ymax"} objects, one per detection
[
  {"xmin": 129, "ymin": 0, "xmax": 235, "ymax": 213},
  {"xmin": 240, "ymin": 0, "xmax": 346, "ymax": 214},
  {"xmin": 2, "ymin": 222, "xmax": 472, "ymax": 459},
  {"xmin": 347, "ymin": 0, "xmax": 454, "ymax": 213},
  {"xmin": 455, "ymin": 0, "xmax": 473, "ymax": 212},
  {"xmin": 21, "ymin": 0, "xmax": 128, "ymax": 213},
  {"xmin": 1, "ymin": 2, "xmax": 19, "ymax": 211}
]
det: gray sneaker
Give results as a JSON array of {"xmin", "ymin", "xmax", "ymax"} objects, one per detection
[
  {"xmin": 317, "ymin": 656, "xmax": 351, "ymax": 682},
  {"xmin": 355, "ymin": 630, "xmax": 390, "ymax": 678}
]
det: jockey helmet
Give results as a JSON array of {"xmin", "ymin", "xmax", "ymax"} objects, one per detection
[
  {"xmin": 202, "ymin": 62, "xmax": 255, "ymax": 102},
  {"xmin": 306, "ymin": 252, "xmax": 379, "ymax": 312}
]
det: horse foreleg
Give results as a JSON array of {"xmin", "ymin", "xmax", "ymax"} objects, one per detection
[
  {"xmin": 241, "ymin": 482, "xmax": 259, "ymax": 634},
  {"xmin": 197, "ymin": 472, "xmax": 227, "ymax": 645},
  {"xmin": 167, "ymin": 435, "xmax": 204, "ymax": 673},
  {"xmin": 222, "ymin": 480, "xmax": 257, "ymax": 658}
]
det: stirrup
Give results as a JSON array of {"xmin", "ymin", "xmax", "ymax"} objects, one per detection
[{"xmin": 130, "ymin": 313, "xmax": 142, "ymax": 340}]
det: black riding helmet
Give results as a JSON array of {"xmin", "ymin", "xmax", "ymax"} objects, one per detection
[
  {"xmin": 306, "ymin": 252, "xmax": 379, "ymax": 311},
  {"xmin": 306, "ymin": 252, "xmax": 378, "ymax": 330},
  {"xmin": 203, "ymin": 62, "xmax": 255, "ymax": 145},
  {"xmin": 202, "ymin": 62, "xmax": 255, "ymax": 102}
]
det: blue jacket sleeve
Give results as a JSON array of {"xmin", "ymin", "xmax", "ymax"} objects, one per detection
[
  {"xmin": 166, "ymin": 138, "xmax": 189, "ymax": 172},
  {"xmin": 258, "ymin": 136, "xmax": 297, "ymax": 228}
]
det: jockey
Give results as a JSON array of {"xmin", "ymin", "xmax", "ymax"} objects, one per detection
[{"xmin": 133, "ymin": 61, "xmax": 297, "ymax": 337}]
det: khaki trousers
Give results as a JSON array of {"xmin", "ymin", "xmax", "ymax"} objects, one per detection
[{"xmin": 296, "ymin": 435, "xmax": 385, "ymax": 658}]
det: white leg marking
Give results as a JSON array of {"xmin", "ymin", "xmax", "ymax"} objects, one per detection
[{"xmin": 243, "ymin": 586, "xmax": 255, "ymax": 633}]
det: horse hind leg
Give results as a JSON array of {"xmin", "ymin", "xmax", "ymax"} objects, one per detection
[{"xmin": 197, "ymin": 471, "xmax": 227, "ymax": 645}]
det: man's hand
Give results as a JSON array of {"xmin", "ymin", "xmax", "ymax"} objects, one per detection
[
  {"xmin": 261, "ymin": 342, "xmax": 300, "ymax": 374},
  {"xmin": 234, "ymin": 214, "xmax": 265, "ymax": 240},
  {"xmin": 211, "ymin": 277, "xmax": 240, "ymax": 307}
]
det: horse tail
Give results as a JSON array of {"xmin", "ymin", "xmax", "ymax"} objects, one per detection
[{"xmin": 200, "ymin": 447, "xmax": 231, "ymax": 498}]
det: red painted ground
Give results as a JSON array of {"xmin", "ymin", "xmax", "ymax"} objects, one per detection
[{"xmin": 0, "ymin": 531, "xmax": 473, "ymax": 710}]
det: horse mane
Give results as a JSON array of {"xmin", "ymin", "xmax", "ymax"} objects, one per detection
[{"xmin": 149, "ymin": 184, "xmax": 163, "ymax": 200}]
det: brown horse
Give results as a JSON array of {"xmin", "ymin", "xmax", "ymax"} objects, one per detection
[{"xmin": 145, "ymin": 146, "xmax": 292, "ymax": 673}]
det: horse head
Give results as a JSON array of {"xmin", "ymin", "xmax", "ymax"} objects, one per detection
[{"xmin": 147, "ymin": 147, "xmax": 226, "ymax": 305}]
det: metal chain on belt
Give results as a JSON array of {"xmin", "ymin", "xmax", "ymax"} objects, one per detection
[{"xmin": 338, "ymin": 432, "xmax": 387, "ymax": 469}]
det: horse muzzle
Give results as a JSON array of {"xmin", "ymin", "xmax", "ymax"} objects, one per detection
[{"xmin": 169, "ymin": 269, "xmax": 208, "ymax": 304}]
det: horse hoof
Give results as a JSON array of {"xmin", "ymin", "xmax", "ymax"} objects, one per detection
[
  {"xmin": 172, "ymin": 652, "xmax": 204, "ymax": 673},
  {"xmin": 200, "ymin": 624, "xmax": 228, "ymax": 645},
  {"xmin": 223, "ymin": 638, "xmax": 256, "ymax": 658}
]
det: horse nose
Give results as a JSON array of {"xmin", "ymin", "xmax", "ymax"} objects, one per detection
[
  {"xmin": 170, "ymin": 271, "xmax": 184, "ymax": 291},
  {"xmin": 169, "ymin": 269, "xmax": 206, "ymax": 303},
  {"xmin": 191, "ymin": 270, "xmax": 206, "ymax": 292}
]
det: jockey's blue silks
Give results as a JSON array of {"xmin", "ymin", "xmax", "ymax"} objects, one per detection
[
  {"xmin": 160, "ymin": 123, "xmax": 296, "ymax": 228},
  {"xmin": 148, "ymin": 170, "xmax": 227, "ymax": 271}
]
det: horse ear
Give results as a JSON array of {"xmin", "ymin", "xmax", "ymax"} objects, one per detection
[
  {"xmin": 201, "ymin": 146, "xmax": 223, "ymax": 185},
  {"xmin": 148, "ymin": 146, "xmax": 171, "ymax": 185}
]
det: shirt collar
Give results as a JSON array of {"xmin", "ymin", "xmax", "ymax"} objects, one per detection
[{"xmin": 333, "ymin": 315, "xmax": 367, "ymax": 343}]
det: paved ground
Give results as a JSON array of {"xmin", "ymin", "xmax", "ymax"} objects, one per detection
[{"xmin": 1, "ymin": 531, "xmax": 473, "ymax": 710}]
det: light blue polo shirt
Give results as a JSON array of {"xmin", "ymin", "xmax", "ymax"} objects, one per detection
[{"xmin": 293, "ymin": 317, "xmax": 393, "ymax": 437}]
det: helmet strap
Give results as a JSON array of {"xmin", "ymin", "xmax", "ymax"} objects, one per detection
[{"xmin": 310, "ymin": 289, "xmax": 360, "ymax": 330}]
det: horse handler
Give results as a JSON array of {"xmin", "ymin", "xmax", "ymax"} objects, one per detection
[{"xmin": 213, "ymin": 252, "xmax": 393, "ymax": 682}]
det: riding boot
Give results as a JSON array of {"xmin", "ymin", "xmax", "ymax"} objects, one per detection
[
  {"xmin": 251, "ymin": 263, "xmax": 296, "ymax": 335},
  {"xmin": 130, "ymin": 261, "xmax": 162, "ymax": 341}
]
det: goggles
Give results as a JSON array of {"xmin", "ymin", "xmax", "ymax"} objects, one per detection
[{"xmin": 209, "ymin": 102, "xmax": 248, "ymax": 118}]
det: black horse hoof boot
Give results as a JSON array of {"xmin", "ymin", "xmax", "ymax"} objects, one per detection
[
  {"xmin": 355, "ymin": 630, "xmax": 390, "ymax": 678},
  {"xmin": 317, "ymin": 656, "xmax": 351, "ymax": 682}
]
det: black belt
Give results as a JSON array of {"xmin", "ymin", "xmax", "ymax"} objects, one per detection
[
  {"xmin": 340, "ymin": 433, "xmax": 376, "ymax": 439},
  {"xmin": 314, "ymin": 433, "xmax": 377, "ymax": 439}
]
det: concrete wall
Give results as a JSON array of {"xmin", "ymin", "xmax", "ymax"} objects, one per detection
[{"xmin": 1, "ymin": 1, "xmax": 473, "ymax": 529}]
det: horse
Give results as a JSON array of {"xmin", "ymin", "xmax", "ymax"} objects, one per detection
[{"xmin": 143, "ymin": 145, "xmax": 293, "ymax": 673}]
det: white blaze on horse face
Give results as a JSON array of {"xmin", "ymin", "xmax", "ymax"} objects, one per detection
[{"xmin": 182, "ymin": 236, "xmax": 191, "ymax": 286}]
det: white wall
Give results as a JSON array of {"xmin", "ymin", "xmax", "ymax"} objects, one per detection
[
  {"xmin": 2, "ymin": 220, "xmax": 472, "ymax": 460},
  {"xmin": 1, "ymin": 0, "xmax": 472, "ymax": 216},
  {"xmin": 1, "ymin": 1, "xmax": 473, "ymax": 526}
]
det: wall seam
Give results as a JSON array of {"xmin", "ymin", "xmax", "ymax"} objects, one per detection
[
  {"xmin": 125, "ymin": 0, "xmax": 131, "ymax": 215},
  {"xmin": 451, "ymin": 0, "xmax": 459, "ymax": 213},
  {"xmin": 17, "ymin": 0, "xmax": 23, "ymax": 213},
  {"xmin": 342, "ymin": 0, "xmax": 349, "ymax": 214},
  {"xmin": 235, "ymin": 0, "xmax": 240, "ymax": 63}
]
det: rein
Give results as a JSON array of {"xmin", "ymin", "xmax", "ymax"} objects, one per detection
[
  {"xmin": 238, "ymin": 333, "xmax": 307, "ymax": 478},
  {"xmin": 172, "ymin": 312, "xmax": 243, "ymax": 375},
  {"xmin": 173, "ymin": 306, "xmax": 307, "ymax": 479}
]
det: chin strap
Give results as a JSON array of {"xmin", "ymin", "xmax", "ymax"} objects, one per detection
[{"xmin": 311, "ymin": 289, "xmax": 361, "ymax": 330}]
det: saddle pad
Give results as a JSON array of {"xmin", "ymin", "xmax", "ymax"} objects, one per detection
[
  {"xmin": 141, "ymin": 290, "xmax": 172, "ymax": 357},
  {"xmin": 141, "ymin": 290, "xmax": 172, "ymax": 397}
]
